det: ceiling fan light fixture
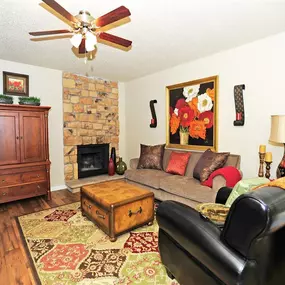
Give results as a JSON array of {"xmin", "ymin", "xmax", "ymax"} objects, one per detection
[
  {"xmin": 29, "ymin": 1, "xmax": 132, "ymax": 56},
  {"xmin": 85, "ymin": 31, "xmax": 97, "ymax": 52},
  {"xmin": 85, "ymin": 31, "xmax": 97, "ymax": 45},
  {"xmin": 70, "ymin": 33, "xmax": 82, "ymax": 48}
]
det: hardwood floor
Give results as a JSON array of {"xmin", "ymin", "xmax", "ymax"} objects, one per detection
[{"xmin": 0, "ymin": 189, "xmax": 80, "ymax": 285}]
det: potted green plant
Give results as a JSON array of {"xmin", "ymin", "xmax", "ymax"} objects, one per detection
[
  {"xmin": 18, "ymin": 96, "xmax": 41, "ymax": 106},
  {"xmin": 0, "ymin": 94, "xmax": 13, "ymax": 104}
]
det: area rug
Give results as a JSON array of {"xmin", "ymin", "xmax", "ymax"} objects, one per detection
[{"xmin": 17, "ymin": 202, "xmax": 179, "ymax": 285}]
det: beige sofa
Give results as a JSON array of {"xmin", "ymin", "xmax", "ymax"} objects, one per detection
[{"xmin": 125, "ymin": 149, "xmax": 241, "ymax": 208}]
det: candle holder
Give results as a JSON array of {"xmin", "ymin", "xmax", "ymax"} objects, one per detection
[
  {"xmin": 265, "ymin": 161, "xmax": 272, "ymax": 179},
  {"xmin": 258, "ymin": 152, "xmax": 265, "ymax": 177}
]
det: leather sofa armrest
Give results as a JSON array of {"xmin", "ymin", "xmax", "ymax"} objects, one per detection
[
  {"xmin": 130, "ymin": 158, "xmax": 139, "ymax": 169},
  {"xmin": 215, "ymin": 187, "xmax": 233, "ymax": 204},
  {"xmin": 157, "ymin": 200, "xmax": 245, "ymax": 285}
]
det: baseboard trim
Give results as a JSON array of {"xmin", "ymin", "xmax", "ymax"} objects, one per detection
[{"xmin": 51, "ymin": 185, "xmax": 66, "ymax": 192}]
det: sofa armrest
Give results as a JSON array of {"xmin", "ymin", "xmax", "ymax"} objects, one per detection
[
  {"xmin": 130, "ymin": 158, "xmax": 139, "ymax": 169},
  {"xmin": 215, "ymin": 187, "xmax": 233, "ymax": 204},
  {"xmin": 157, "ymin": 200, "xmax": 245, "ymax": 285},
  {"xmin": 212, "ymin": 170, "xmax": 243, "ymax": 192},
  {"xmin": 212, "ymin": 175, "xmax": 227, "ymax": 192}
]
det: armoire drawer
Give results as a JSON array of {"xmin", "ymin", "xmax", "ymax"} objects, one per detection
[
  {"xmin": 0, "ymin": 182, "xmax": 48, "ymax": 203},
  {"xmin": 0, "ymin": 174, "xmax": 22, "ymax": 187},
  {"xmin": 0, "ymin": 170, "xmax": 46, "ymax": 187},
  {"xmin": 21, "ymin": 170, "xmax": 46, "ymax": 183}
]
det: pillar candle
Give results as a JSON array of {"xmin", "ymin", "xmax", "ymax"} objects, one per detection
[
  {"xmin": 259, "ymin": 145, "xmax": 266, "ymax": 153},
  {"xmin": 265, "ymin": 152, "xmax": 272, "ymax": 162}
]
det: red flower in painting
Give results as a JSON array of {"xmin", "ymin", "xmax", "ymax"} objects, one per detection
[
  {"xmin": 8, "ymin": 79, "xmax": 23, "ymax": 91},
  {"xmin": 175, "ymin": 98, "xmax": 187, "ymax": 110},
  {"xmin": 169, "ymin": 106, "xmax": 174, "ymax": 116},
  {"xmin": 178, "ymin": 106, "xmax": 194, "ymax": 127},
  {"xmin": 199, "ymin": 111, "xmax": 213, "ymax": 129}
]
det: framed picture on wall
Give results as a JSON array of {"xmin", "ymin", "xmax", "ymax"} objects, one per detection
[
  {"xmin": 3, "ymin": 71, "xmax": 29, "ymax": 96},
  {"xmin": 166, "ymin": 75, "xmax": 218, "ymax": 151}
]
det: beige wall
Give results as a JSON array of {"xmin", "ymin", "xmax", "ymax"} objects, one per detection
[
  {"xmin": 0, "ymin": 59, "xmax": 65, "ymax": 190},
  {"xmin": 124, "ymin": 32, "xmax": 285, "ymax": 179}
]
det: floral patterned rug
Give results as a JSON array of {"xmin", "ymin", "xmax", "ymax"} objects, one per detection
[{"xmin": 17, "ymin": 202, "xmax": 179, "ymax": 285}]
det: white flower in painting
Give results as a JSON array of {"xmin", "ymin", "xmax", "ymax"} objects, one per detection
[
  {"xmin": 174, "ymin": 108, "xmax": 179, "ymax": 116},
  {"xmin": 197, "ymin": 93, "xmax": 213, "ymax": 113},
  {"xmin": 183, "ymin": 85, "xmax": 200, "ymax": 102}
]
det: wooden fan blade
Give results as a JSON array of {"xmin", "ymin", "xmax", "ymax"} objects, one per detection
[
  {"xmin": 98, "ymin": 32, "xmax": 132, "ymax": 47},
  {"xmin": 95, "ymin": 6, "xmax": 131, "ymax": 28},
  {"xmin": 29, "ymin": 29, "xmax": 71, "ymax": 36},
  {"xmin": 42, "ymin": 0, "xmax": 79, "ymax": 24},
  {"xmin": 79, "ymin": 38, "xmax": 86, "ymax": 54}
]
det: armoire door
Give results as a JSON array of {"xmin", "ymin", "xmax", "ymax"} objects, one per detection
[
  {"xmin": 0, "ymin": 111, "xmax": 21, "ymax": 165},
  {"xmin": 19, "ymin": 111, "xmax": 45, "ymax": 163}
]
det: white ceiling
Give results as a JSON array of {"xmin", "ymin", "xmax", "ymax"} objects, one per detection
[{"xmin": 1, "ymin": 0, "xmax": 285, "ymax": 82}]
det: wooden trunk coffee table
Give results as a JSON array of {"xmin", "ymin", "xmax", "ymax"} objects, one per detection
[{"xmin": 81, "ymin": 180, "xmax": 154, "ymax": 242}]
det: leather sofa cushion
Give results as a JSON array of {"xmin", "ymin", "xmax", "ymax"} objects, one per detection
[
  {"xmin": 160, "ymin": 176, "xmax": 217, "ymax": 203},
  {"xmin": 125, "ymin": 169, "xmax": 171, "ymax": 189}
]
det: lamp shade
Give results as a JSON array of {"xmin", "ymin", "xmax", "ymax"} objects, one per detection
[
  {"xmin": 269, "ymin": 115, "xmax": 285, "ymax": 143},
  {"xmin": 85, "ymin": 31, "xmax": 97, "ymax": 52},
  {"xmin": 70, "ymin": 33, "xmax": 82, "ymax": 48}
]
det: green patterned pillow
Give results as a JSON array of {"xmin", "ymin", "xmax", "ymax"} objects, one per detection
[{"xmin": 225, "ymin": 177, "xmax": 270, "ymax": 207}]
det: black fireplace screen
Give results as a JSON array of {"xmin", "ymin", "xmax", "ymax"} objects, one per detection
[{"xmin": 77, "ymin": 144, "xmax": 109, "ymax": 178}]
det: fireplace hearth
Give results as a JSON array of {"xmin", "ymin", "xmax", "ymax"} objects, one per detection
[{"xmin": 77, "ymin": 144, "xmax": 109, "ymax": 178}]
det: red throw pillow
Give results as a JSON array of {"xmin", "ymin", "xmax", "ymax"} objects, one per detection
[{"xmin": 166, "ymin": 152, "xmax": 191, "ymax": 176}]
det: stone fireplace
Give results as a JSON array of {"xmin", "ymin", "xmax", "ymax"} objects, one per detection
[
  {"xmin": 77, "ymin": 144, "xmax": 109, "ymax": 178},
  {"xmin": 63, "ymin": 72, "xmax": 119, "ymax": 181}
]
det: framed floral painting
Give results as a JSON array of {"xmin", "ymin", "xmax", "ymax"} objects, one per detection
[
  {"xmin": 3, "ymin": 71, "xmax": 29, "ymax": 96},
  {"xmin": 166, "ymin": 75, "xmax": 218, "ymax": 151}
]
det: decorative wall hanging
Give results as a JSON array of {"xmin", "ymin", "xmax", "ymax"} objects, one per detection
[
  {"xmin": 3, "ymin": 71, "xmax": 29, "ymax": 96},
  {"xmin": 166, "ymin": 76, "xmax": 218, "ymax": 151},
  {"xmin": 149, "ymin": 100, "xmax": 157, "ymax": 128},
  {"xmin": 233, "ymin": 84, "xmax": 245, "ymax": 126}
]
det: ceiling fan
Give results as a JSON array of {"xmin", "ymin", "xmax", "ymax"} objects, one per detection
[{"xmin": 29, "ymin": 0, "xmax": 132, "ymax": 54}]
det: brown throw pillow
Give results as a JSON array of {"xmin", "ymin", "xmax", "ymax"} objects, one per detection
[
  {"xmin": 137, "ymin": 144, "xmax": 165, "ymax": 170},
  {"xmin": 193, "ymin": 149, "xmax": 230, "ymax": 182}
]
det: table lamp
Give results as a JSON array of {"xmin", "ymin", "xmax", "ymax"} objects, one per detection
[{"xmin": 269, "ymin": 115, "xmax": 285, "ymax": 178}]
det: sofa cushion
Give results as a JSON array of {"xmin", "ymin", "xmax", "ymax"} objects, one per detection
[
  {"xmin": 137, "ymin": 144, "xmax": 165, "ymax": 170},
  {"xmin": 125, "ymin": 169, "xmax": 171, "ymax": 189},
  {"xmin": 193, "ymin": 149, "xmax": 230, "ymax": 182},
  {"xmin": 160, "ymin": 175, "xmax": 217, "ymax": 203},
  {"xmin": 166, "ymin": 151, "xmax": 191, "ymax": 176}
]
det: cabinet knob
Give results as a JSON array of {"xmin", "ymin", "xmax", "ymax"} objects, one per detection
[
  {"xmin": 37, "ymin": 185, "xmax": 40, "ymax": 189},
  {"xmin": 2, "ymin": 179, "xmax": 5, "ymax": 183},
  {"xmin": 20, "ymin": 136, "xmax": 23, "ymax": 139},
  {"xmin": 2, "ymin": 192, "xmax": 6, "ymax": 196},
  {"xmin": 16, "ymin": 136, "xmax": 19, "ymax": 140},
  {"xmin": 37, "ymin": 174, "xmax": 40, "ymax": 178}
]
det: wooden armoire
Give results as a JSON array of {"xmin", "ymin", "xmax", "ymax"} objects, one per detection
[{"xmin": 0, "ymin": 104, "xmax": 51, "ymax": 203}]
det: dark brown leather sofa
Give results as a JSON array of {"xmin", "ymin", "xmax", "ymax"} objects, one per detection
[{"xmin": 157, "ymin": 186, "xmax": 285, "ymax": 285}]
